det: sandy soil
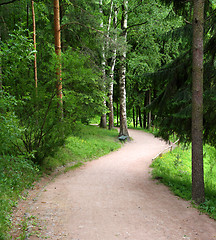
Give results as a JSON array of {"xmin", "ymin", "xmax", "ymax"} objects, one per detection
[{"xmin": 12, "ymin": 129, "xmax": 216, "ymax": 240}]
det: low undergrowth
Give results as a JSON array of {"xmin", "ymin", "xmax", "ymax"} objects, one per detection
[
  {"xmin": 151, "ymin": 144, "xmax": 216, "ymax": 220},
  {"xmin": 1, "ymin": 124, "xmax": 121, "ymax": 239},
  {"xmin": 0, "ymin": 155, "xmax": 40, "ymax": 240},
  {"xmin": 41, "ymin": 124, "xmax": 121, "ymax": 172}
]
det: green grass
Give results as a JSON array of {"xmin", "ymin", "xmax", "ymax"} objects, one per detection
[
  {"xmin": 41, "ymin": 124, "xmax": 121, "ymax": 172},
  {"xmin": 0, "ymin": 155, "xmax": 40, "ymax": 240},
  {"xmin": 151, "ymin": 144, "xmax": 216, "ymax": 219},
  {"xmin": 0, "ymin": 124, "xmax": 121, "ymax": 239}
]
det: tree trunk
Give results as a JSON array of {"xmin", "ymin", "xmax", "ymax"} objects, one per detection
[
  {"xmin": 147, "ymin": 90, "xmax": 152, "ymax": 129},
  {"xmin": 99, "ymin": 0, "xmax": 107, "ymax": 128},
  {"xmin": 117, "ymin": 102, "xmax": 119, "ymax": 127},
  {"xmin": 0, "ymin": 29, "xmax": 2, "ymax": 91},
  {"xmin": 148, "ymin": 89, "xmax": 151, "ymax": 129},
  {"xmin": 139, "ymin": 106, "xmax": 142, "ymax": 128},
  {"xmin": 133, "ymin": 107, "xmax": 135, "ymax": 128},
  {"xmin": 136, "ymin": 106, "xmax": 138, "ymax": 127},
  {"xmin": 192, "ymin": 0, "xmax": 205, "ymax": 204},
  {"xmin": 54, "ymin": 0, "xmax": 63, "ymax": 116},
  {"xmin": 119, "ymin": 0, "xmax": 129, "ymax": 137},
  {"xmin": 143, "ymin": 93, "xmax": 147, "ymax": 129},
  {"xmin": 31, "ymin": 0, "xmax": 37, "ymax": 90},
  {"xmin": 27, "ymin": 2, "xmax": 29, "ymax": 34},
  {"xmin": 108, "ymin": 2, "xmax": 117, "ymax": 130}
]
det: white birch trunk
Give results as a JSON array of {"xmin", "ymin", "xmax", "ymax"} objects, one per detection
[
  {"xmin": 108, "ymin": 1, "xmax": 116, "ymax": 130},
  {"xmin": 99, "ymin": 0, "xmax": 107, "ymax": 128},
  {"xmin": 119, "ymin": 0, "xmax": 129, "ymax": 137}
]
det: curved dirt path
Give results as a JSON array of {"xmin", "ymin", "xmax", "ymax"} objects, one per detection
[{"xmin": 16, "ymin": 129, "xmax": 216, "ymax": 239}]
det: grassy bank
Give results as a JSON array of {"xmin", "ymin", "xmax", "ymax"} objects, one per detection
[
  {"xmin": 41, "ymin": 124, "xmax": 121, "ymax": 172},
  {"xmin": 151, "ymin": 144, "xmax": 216, "ymax": 219},
  {"xmin": 0, "ymin": 124, "xmax": 121, "ymax": 239}
]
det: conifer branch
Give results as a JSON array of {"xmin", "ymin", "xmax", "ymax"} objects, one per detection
[
  {"xmin": 205, "ymin": 9, "xmax": 216, "ymax": 22},
  {"xmin": 184, "ymin": 19, "xmax": 192, "ymax": 25},
  {"xmin": 61, "ymin": 21, "xmax": 110, "ymax": 39},
  {"xmin": 127, "ymin": 21, "xmax": 148, "ymax": 30},
  {"xmin": 0, "ymin": 0, "xmax": 18, "ymax": 6}
]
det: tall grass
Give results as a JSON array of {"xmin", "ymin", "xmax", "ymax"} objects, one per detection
[{"xmin": 151, "ymin": 144, "xmax": 216, "ymax": 219}]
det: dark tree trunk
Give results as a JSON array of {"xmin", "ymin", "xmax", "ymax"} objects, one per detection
[
  {"xmin": 138, "ymin": 106, "xmax": 142, "ymax": 128},
  {"xmin": 117, "ymin": 102, "xmax": 119, "ymax": 127},
  {"xmin": 192, "ymin": 0, "xmax": 205, "ymax": 204},
  {"xmin": 143, "ymin": 94, "xmax": 147, "ymax": 129},
  {"xmin": 136, "ymin": 106, "xmax": 138, "ymax": 128},
  {"xmin": 148, "ymin": 89, "xmax": 151, "ymax": 129},
  {"xmin": 133, "ymin": 107, "xmax": 135, "ymax": 128}
]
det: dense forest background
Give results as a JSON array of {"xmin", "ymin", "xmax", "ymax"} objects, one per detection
[
  {"xmin": 1, "ymin": 0, "xmax": 216, "ymax": 238},
  {"xmin": 0, "ymin": 0, "xmax": 188, "ymax": 161}
]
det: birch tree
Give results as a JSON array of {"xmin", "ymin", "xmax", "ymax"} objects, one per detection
[
  {"xmin": 99, "ymin": 0, "xmax": 107, "ymax": 128},
  {"xmin": 119, "ymin": 0, "xmax": 129, "ymax": 137},
  {"xmin": 108, "ymin": 1, "xmax": 117, "ymax": 130}
]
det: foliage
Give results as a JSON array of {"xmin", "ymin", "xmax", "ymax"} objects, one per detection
[
  {"xmin": 1, "ymin": 26, "xmax": 35, "ymax": 99},
  {"xmin": 0, "ymin": 155, "xmax": 39, "ymax": 240},
  {"xmin": 0, "ymin": 90, "xmax": 23, "ymax": 155},
  {"xmin": 126, "ymin": 1, "xmax": 185, "ymax": 128},
  {"xmin": 62, "ymin": 48, "xmax": 106, "ymax": 123},
  {"xmin": 151, "ymin": 145, "xmax": 216, "ymax": 219},
  {"xmin": 42, "ymin": 124, "xmax": 121, "ymax": 172}
]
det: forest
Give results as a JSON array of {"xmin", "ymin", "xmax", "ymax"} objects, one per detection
[{"xmin": 1, "ymin": 0, "xmax": 216, "ymax": 238}]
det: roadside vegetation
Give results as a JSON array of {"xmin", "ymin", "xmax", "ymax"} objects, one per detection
[
  {"xmin": 151, "ymin": 144, "xmax": 216, "ymax": 220},
  {"xmin": 0, "ymin": 124, "xmax": 121, "ymax": 240}
]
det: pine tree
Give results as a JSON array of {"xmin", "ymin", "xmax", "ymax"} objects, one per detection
[
  {"xmin": 191, "ymin": 0, "xmax": 205, "ymax": 204},
  {"xmin": 54, "ymin": 0, "xmax": 63, "ymax": 116}
]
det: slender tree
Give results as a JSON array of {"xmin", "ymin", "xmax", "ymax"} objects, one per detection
[
  {"xmin": 148, "ymin": 90, "xmax": 151, "ymax": 129},
  {"xmin": 31, "ymin": 0, "xmax": 37, "ymax": 91},
  {"xmin": 108, "ymin": 2, "xmax": 117, "ymax": 130},
  {"xmin": 99, "ymin": 0, "xmax": 107, "ymax": 128},
  {"xmin": 0, "ymin": 30, "xmax": 2, "ymax": 91},
  {"xmin": 119, "ymin": 0, "xmax": 129, "ymax": 137},
  {"xmin": 192, "ymin": 0, "xmax": 205, "ymax": 204},
  {"xmin": 54, "ymin": 0, "xmax": 63, "ymax": 115}
]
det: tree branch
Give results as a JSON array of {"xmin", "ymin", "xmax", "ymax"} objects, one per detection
[
  {"xmin": 61, "ymin": 21, "xmax": 106, "ymax": 37},
  {"xmin": 0, "ymin": 0, "xmax": 18, "ymax": 6},
  {"xmin": 184, "ymin": 19, "xmax": 192, "ymax": 25},
  {"xmin": 127, "ymin": 21, "xmax": 148, "ymax": 30}
]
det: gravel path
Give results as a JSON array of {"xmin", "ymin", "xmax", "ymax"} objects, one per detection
[{"xmin": 13, "ymin": 129, "xmax": 216, "ymax": 239}]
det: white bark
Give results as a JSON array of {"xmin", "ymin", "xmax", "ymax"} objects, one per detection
[
  {"xmin": 119, "ymin": 0, "xmax": 129, "ymax": 137},
  {"xmin": 99, "ymin": 0, "xmax": 107, "ymax": 128},
  {"xmin": 108, "ymin": 1, "xmax": 117, "ymax": 130}
]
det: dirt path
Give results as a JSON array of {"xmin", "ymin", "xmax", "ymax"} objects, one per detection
[{"xmin": 13, "ymin": 129, "xmax": 216, "ymax": 240}]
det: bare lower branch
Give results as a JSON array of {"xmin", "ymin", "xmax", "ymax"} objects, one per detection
[
  {"xmin": 0, "ymin": 0, "xmax": 18, "ymax": 6},
  {"xmin": 127, "ymin": 21, "xmax": 148, "ymax": 30}
]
